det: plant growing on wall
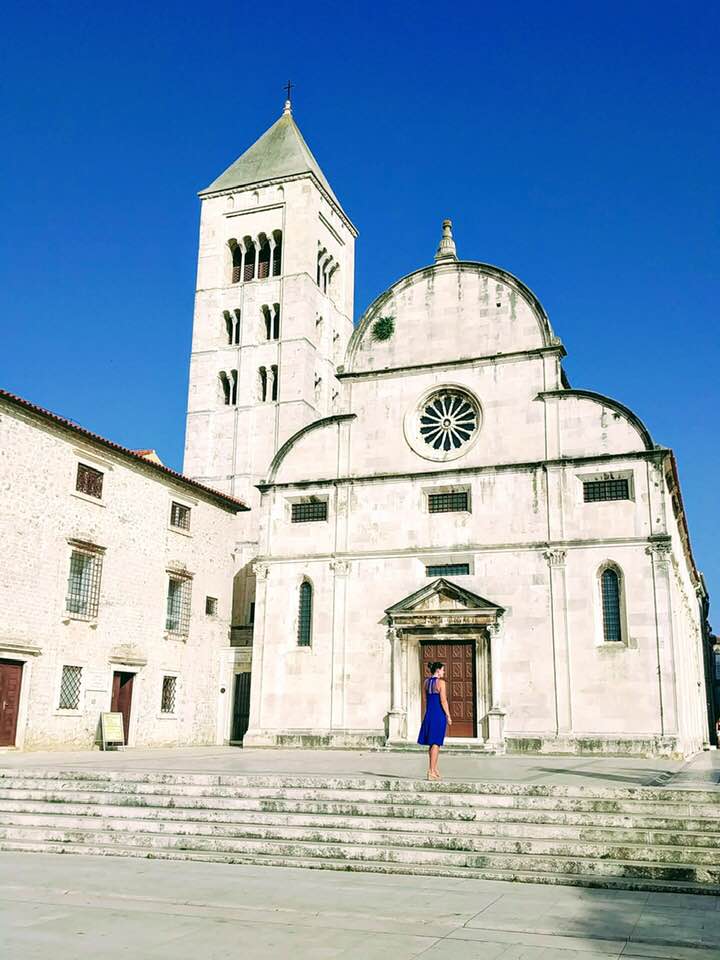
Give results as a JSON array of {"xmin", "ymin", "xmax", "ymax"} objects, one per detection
[{"xmin": 371, "ymin": 315, "xmax": 395, "ymax": 341}]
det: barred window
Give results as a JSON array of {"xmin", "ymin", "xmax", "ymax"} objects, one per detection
[
  {"xmin": 601, "ymin": 568, "xmax": 622, "ymax": 642},
  {"xmin": 297, "ymin": 581, "xmax": 313, "ymax": 646},
  {"xmin": 291, "ymin": 501, "xmax": 328, "ymax": 523},
  {"xmin": 583, "ymin": 479, "xmax": 630, "ymax": 502},
  {"xmin": 166, "ymin": 575, "xmax": 192, "ymax": 636},
  {"xmin": 426, "ymin": 563, "xmax": 470, "ymax": 577},
  {"xmin": 205, "ymin": 596, "xmax": 217, "ymax": 616},
  {"xmin": 428, "ymin": 491, "xmax": 469, "ymax": 513},
  {"xmin": 170, "ymin": 501, "xmax": 191, "ymax": 531},
  {"xmin": 58, "ymin": 665, "xmax": 82, "ymax": 710},
  {"xmin": 160, "ymin": 676, "xmax": 177, "ymax": 713},
  {"xmin": 76, "ymin": 463, "xmax": 103, "ymax": 499},
  {"xmin": 66, "ymin": 548, "xmax": 103, "ymax": 619}
]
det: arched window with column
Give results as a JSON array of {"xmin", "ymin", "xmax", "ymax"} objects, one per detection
[
  {"xmin": 297, "ymin": 580, "xmax": 313, "ymax": 646},
  {"xmin": 230, "ymin": 242, "xmax": 242, "ymax": 284},
  {"xmin": 243, "ymin": 239, "xmax": 256, "ymax": 281},
  {"xmin": 599, "ymin": 564, "xmax": 624, "ymax": 642},
  {"xmin": 257, "ymin": 236, "xmax": 271, "ymax": 279},
  {"xmin": 272, "ymin": 230, "xmax": 282, "ymax": 275}
]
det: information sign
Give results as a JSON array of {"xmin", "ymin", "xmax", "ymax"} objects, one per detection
[{"xmin": 100, "ymin": 712, "xmax": 125, "ymax": 750}]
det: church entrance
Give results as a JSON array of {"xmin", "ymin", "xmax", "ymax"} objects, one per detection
[
  {"xmin": 421, "ymin": 641, "xmax": 476, "ymax": 737},
  {"xmin": 111, "ymin": 671, "xmax": 134, "ymax": 745},
  {"xmin": 0, "ymin": 659, "xmax": 23, "ymax": 747}
]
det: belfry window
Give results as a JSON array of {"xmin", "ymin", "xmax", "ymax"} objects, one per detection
[
  {"xmin": 225, "ymin": 310, "xmax": 240, "ymax": 345},
  {"xmin": 600, "ymin": 567, "xmax": 623, "ymax": 642},
  {"xmin": 270, "ymin": 364, "xmax": 279, "ymax": 401},
  {"xmin": 272, "ymin": 231, "xmax": 282, "ymax": 275},
  {"xmin": 258, "ymin": 367, "xmax": 268, "ymax": 402},
  {"xmin": 262, "ymin": 304, "xmax": 280, "ymax": 341},
  {"xmin": 297, "ymin": 581, "xmax": 313, "ymax": 646},
  {"xmin": 243, "ymin": 241, "xmax": 256, "ymax": 281},
  {"xmin": 257, "ymin": 238, "xmax": 271, "ymax": 279},
  {"xmin": 231, "ymin": 244, "xmax": 242, "ymax": 284},
  {"xmin": 219, "ymin": 370, "xmax": 238, "ymax": 405}
]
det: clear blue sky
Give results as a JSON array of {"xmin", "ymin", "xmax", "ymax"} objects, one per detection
[{"xmin": 2, "ymin": 2, "xmax": 718, "ymax": 612}]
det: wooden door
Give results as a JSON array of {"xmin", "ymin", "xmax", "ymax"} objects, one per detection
[
  {"xmin": 421, "ymin": 642, "xmax": 476, "ymax": 738},
  {"xmin": 0, "ymin": 660, "xmax": 23, "ymax": 747},
  {"xmin": 111, "ymin": 672, "xmax": 134, "ymax": 745},
  {"xmin": 231, "ymin": 672, "xmax": 251, "ymax": 742}
]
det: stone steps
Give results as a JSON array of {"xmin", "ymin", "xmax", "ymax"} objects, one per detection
[
  {"xmin": 1, "ymin": 810, "xmax": 719, "ymax": 864},
  {"xmin": 1, "ymin": 798, "xmax": 718, "ymax": 846},
  {"xmin": 0, "ymin": 768, "xmax": 718, "ymax": 894}
]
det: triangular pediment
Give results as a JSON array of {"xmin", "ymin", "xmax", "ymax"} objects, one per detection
[{"xmin": 385, "ymin": 578, "xmax": 504, "ymax": 618}]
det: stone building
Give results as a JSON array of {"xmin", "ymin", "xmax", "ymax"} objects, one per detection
[
  {"xmin": 184, "ymin": 102, "xmax": 712, "ymax": 757},
  {"xmin": 0, "ymin": 389, "xmax": 247, "ymax": 750},
  {"xmin": 0, "ymin": 102, "xmax": 713, "ymax": 756}
]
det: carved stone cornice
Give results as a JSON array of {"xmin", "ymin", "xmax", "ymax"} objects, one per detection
[
  {"xmin": 646, "ymin": 541, "xmax": 672, "ymax": 566},
  {"xmin": 330, "ymin": 559, "xmax": 351, "ymax": 576}
]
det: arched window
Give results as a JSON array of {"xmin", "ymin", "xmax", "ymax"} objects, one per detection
[
  {"xmin": 224, "ymin": 310, "xmax": 240, "ymax": 345},
  {"xmin": 257, "ymin": 239, "xmax": 271, "ymax": 279},
  {"xmin": 600, "ymin": 567, "xmax": 622, "ymax": 642},
  {"xmin": 272, "ymin": 230, "xmax": 282, "ymax": 276},
  {"xmin": 243, "ymin": 240, "xmax": 256, "ymax": 281},
  {"xmin": 231, "ymin": 243, "xmax": 242, "ymax": 284},
  {"xmin": 230, "ymin": 369, "xmax": 238, "ymax": 405},
  {"xmin": 272, "ymin": 303, "xmax": 280, "ymax": 340},
  {"xmin": 258, "ymin": 367, "xmax": 267, "ymax": 402},
  {"xmin": 297, "ymin": 581, "xmax": 312, "ymax": 646},
  {"xmin": 219, "ymin": 372, "xmax": 231, "ymax": 405},
  {"xmin": 262, "ymin": 305, "xmax": 272, "ymax": 341},
  {"xmin": 270, "ymin": 364, "xmax": 279, "ymax": 401}
]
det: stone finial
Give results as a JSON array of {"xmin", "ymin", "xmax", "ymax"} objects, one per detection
[
  {"xmin": 434, "ymin": 219, "xmax": 457, "ymax": 263},
  {"xmin": 283, "ymin": 99, "xmax": 292, "ymax": 116}
]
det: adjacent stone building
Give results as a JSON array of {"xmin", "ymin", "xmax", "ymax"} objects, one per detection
[{"xmin": 0, "ymin": 389, "xmax": 247, "ymax": 750}]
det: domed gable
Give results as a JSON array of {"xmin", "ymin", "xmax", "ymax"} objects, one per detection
[{"xmin": 344, "ymin": 261, "xmax": 556, "ymax": 374}]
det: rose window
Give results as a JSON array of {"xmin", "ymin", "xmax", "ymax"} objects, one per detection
[{"xmin": 419, "ymin": 391, "xmax": 479, "ymax": 452}]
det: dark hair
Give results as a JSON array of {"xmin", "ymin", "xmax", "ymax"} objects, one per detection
[{"xmin": 427, "ymin": 661, "xmax": 444, "ymax": 675}]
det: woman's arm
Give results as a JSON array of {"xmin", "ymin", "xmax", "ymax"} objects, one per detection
[{"xmin": 437, "ymin": 679, "xmax": 452, "ymax": 726}]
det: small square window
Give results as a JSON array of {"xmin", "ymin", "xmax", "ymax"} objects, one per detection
[
  {"xmin": 170, "ymin": 501, "xmax": 191, "ymax": 530},
  {"xmin": 291, "ymin": 500, "xmax": 328, "ymax": 523},
  {"xmin": 426, "ymin": 563, "xmax": 470, "ymax": 577},
  {"xmin": 58, "ymin": 665, "xmax": 82, "ymax": 710},
  {"xmin": 160, "ymin": 676, "xmax": 177, "ymax": 713},
  {"xmin": 428, "ymin": 491, "xmax": 469, "ymax": 513},
  {"xmin": 583, "ymin": 479, "xmax": 630, "ymax": 502},
  {"xmin": 76, "ymin": 463, "xmax": 103, "ymax": 499},
  {"xmin": 205, "ymin": 596, "xmax": 218, "ymax": 616}
]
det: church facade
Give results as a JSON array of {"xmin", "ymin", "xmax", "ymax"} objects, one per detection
[{"xmin": 184, "ymin": 102, "xmax": 713, "ymax": 757}]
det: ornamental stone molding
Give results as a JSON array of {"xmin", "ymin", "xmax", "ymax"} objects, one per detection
[
  {"xmin": 544, "ymin": 548, "xmax": 567, "ymax": 567},
  {"xmin": 252, "ymin": 561, "xmax": 269, "ymax": 580},
  {"xmin": 330, "ymin": 559, "xmax": 352, "ymax": 576},
  {"xmin": 646, "ymin": 542, "xmax": 672, "ymax": 566}
]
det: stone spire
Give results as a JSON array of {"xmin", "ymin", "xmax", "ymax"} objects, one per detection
[{"xmin": 434, "ymin": 219, "xmax": 457, "ymax": 262}]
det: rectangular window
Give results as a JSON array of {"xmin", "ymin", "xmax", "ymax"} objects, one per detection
[
  {"xmin": 76, "ymin": 463, "xmax": 103, "ymax": 499},
  {"xmin": 58, "ymin": 665, "xmax": 82, "ymax": 710},
  {"xmin": 291, "ymin": 501, "xmax": 328, "ymax": 523},
  {"xmin": 428, "ymin": 491, "xmax": 469, "ymax": 513},
  {"xmin": 66, "ymin": 548, "xmax": 103, "ymax": 619},
  {"xmin": 160, "ymin": 676, "xmax": 177, "ymax": 714},
  {"xmin": 205, "ymin": 596, "xmax": 217, "ymax": 616},
  {"xmin": 170, "ymin": 501, "xmax": 191, "ymax": 531},
  {"xmin": 426, "ymin": 563, "xmax": 470, "ymax": 577},
  {"xmin": 583, "ymin": 479, "xmax": 630, "ymax": 502},
  {"xmin": 166, "ymin": 575, "xmax": 192, "ymax": 636}
]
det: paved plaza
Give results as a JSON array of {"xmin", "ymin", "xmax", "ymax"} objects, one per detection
[
  {"xmin": 1, "ymin": 851, "xmax": 719, "ymax": 959},
  {"xmin": 1, "ymin": 745, "xmax": 718, "ymax": 790}
]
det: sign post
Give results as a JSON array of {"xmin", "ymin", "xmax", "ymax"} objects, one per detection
[{"xmin": 100, "ymin": 712, "xmax": 125, "ymax": 751}]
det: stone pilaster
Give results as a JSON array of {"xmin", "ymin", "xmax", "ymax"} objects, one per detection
[
  {"xmin": 387, "ymin": 626, "xmax": 406, "ymax": 741},
  {"xmin": 646, "ymin": 540, "xmax": 679, "ymax": 736},
  {"xmin": 329, "ymin": 558, "xmax": 350, "ymax": 729},
  {"xmin": 486, "ymin": 619, "xmax": 506, "ymax": 750},
  {"xmin": 544, "ymin": 548, "xmax": 572, "ymax": 734}
]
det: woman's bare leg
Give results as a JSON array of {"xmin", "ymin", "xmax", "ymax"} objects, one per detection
[{"xmin": 429, "ymin": 745, "xmax": 440, "ymax": 777}]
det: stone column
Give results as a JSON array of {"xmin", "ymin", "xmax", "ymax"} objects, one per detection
[
  {"xmin": 387, "ymin": 626, "xmax": 406, "ymax": 742},
  {"xmin": 647, "ymin": 540, "xmax": 679, "ymax": 739},
  {"xmin": 544, "ymin": 548, "xmax": 572, "ymax": 735},
  {"xmin": 486, "ymin": 619, "xmax": 506, "ymax": 750},
  {"xmin": 244, "ymin": 561, "xmax": 269, "ymax": 739}
]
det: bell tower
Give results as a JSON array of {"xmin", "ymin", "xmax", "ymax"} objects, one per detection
[{"xmin": 183, "ymin": 100, "xmax": 357, "ymax": 518}]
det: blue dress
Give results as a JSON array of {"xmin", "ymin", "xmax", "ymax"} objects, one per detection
[{"xmin": 417, "ymin": 677, "xmax": 447, "ymax": 746}]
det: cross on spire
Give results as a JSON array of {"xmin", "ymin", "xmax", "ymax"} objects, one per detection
[{"xmin": 284, "ymin": 80, "xmax": 293, "ymax": 102}]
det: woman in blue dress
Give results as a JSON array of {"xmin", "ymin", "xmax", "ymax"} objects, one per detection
[{"xmin": 417, "ymin": 661, "xmax": 452, "ymax": 780}]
